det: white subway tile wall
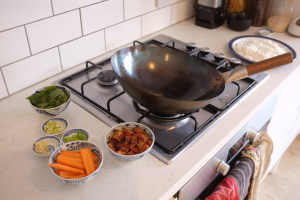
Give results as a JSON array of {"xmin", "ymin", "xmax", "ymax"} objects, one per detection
[
  {"xmin": 2, "ymin": 48, "xmax": 61, "ymax": 94},
  {"xmin": 81, "ymin": 0, "xmax": 124, "ymax": 35},
  {"xmin": 0, "ymin": 71, "xmax": 8, "ymax": 99},
  {"xmin": 0, "ymin": 0, "xmax": 53, "ymax": 32},
  {"xmin": 142, "ymin": 6, "xmax": 171, "ymax": 37},
  {"xmin": 0, "ymin": 27, "xmax": 30, "ymax": 67},
  {"xmin": 124, "ymin": 0, "xmax": 157, "ymax": 20},
  {"xmin": 0, "ymin": 0, "xmax": 197, "ymax": 98},
  {"xmin": 51, "ymin": 0, "xmax": 103, "ymax": 15},
  {"xmin": 171, "ymin": 0, "xmax": 196, "ymax": 24},
  {"xmin": 105, "ymin": 17, "xmax": 141, "ymax": 52},
  {"xmin": 59, "ymin": 30, "xmax": 106, "ymax": 70},
  {"xmin": 25, "ymin": 10, "xmax": 82, "ymax": 54},
  {"xmin": 158, "ymin": 0, "xmax": 184, "ymax": 8}
]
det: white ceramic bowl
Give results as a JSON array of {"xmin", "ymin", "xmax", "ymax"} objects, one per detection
[
  {"xmin": 61, "ymin": 129, "xmax": 89, "ymax": 144},
  {"xmin": 258, "ymin": 28, "xmax": 274, "ymax": 37},
  {"xmin": 28, "ymin": 85, "xmax": 71, "ymax": 116},
  {"xmin": 105, "ymin": 122, "xmax": 155, "ymax": 162},
  {"xmin": 41, "ymin": 118, "xmax": 68, "ymax": 136},
  {"xmin": 49, "ymin": 141, "xmax": 104, "ymax": 185},
  {"xmin": 288, "ymin": 17, "xmax": 300, "ymax": 37},
  {"xmin": 32, "ymin": 136, "xmax": 61, "ymax": 156}
]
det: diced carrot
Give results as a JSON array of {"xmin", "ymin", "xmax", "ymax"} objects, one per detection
[
  {"xmin": 80, "ymin": 148, "xmax": 96, "ymax": 175},
  {"xmin": 57, "ymin": 155, "xmax": 85, "ymax": 170},
  {"xmin": 60, "ymin": 150, "xmax": 99, "ymax": 162},
  {"xmin": 59, "ymin": 171, "xmax": 87, "ymax": 179},
  {"xmin": 47, "ymin": 163, "xmax": 85, "ymax": 174}
]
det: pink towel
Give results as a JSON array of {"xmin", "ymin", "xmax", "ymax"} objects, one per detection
[{"xmin": 206, "ymin": 177, "xmax": 239, "ymax": 200}]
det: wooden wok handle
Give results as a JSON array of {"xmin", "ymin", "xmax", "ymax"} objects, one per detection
[{"xmin": 246, "ymin": 52, "xmax": 294, "ymax": 76}]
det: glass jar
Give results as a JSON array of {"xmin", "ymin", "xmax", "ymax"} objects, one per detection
[
  {"xmin": 267, "ymin": 0, "xmax": 297, "ymax": 32},
  {"xmin": 245, "ymin": 0, "xmax": 272, "ymax": 26},
  {"xmin": 227, "ymin": 0, "xmax": 248, "ymax": 14}
]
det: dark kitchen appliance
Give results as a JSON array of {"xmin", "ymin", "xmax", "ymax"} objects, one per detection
[
  {"xmin": 53, "ymin": 34, "xmax": 269, "ymax": 164},
  {"xmin": 195, "ymin": 0, "xmax": 227, "ymax": 29}
]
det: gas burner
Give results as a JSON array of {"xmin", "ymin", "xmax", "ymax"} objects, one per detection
[
  {"xmin": 132, "ymin": 101, "xmax": 197, "ymax": 123},
  {"xmin": 149, "ymin": 112, "xmax": 181, "ymax": 119},
  {"xmin": 96, "ymin": 70, "xmax": 118, "ymax": 86}
]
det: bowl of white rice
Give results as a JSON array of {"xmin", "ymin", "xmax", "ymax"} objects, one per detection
[{"xmin": 229, "ymin": 36, "xmax": 296, "ymax": 63}]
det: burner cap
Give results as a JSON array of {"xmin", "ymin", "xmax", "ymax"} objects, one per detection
[
  {"xmin": 150, "ymin": 112, "xmax": 181, "ymax": 119},
  {"xmin": 96, "ymin": 70, "xmax": 118, "ymax": 86}
]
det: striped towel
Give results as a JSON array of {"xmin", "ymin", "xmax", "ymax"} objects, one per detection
[{"xmin": 205, "ymin": 177, "xmax": 239, "ymax": 200}]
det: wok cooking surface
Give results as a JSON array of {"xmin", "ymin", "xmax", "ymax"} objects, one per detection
[
  {"xmin": 111, "ymin": 46, "xmax": 224, "ymax": 101},
  {"xmin": 54, "ymin": 34, "xmax": 269, "ymax": 164}
]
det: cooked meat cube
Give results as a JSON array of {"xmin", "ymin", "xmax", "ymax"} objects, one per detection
[
  {"xmin": 131, "ymin": 135, "xmax": 138, "ymax": 143},
  {"xmin": 112, "ymin": 130, "xmax": 124, "ymax": 142},
  {"xmin": 119, "ymin": 147, "xmax": 129, "ymax": 153},
  {"xmin": 133, "ymin": 127, "xmax": 144, "ymax": 133},
  {"xmin": 138, "ymin": 140, "xmax": 145, "ymax": 150},
  {"xmin": 123, "ymin": 128, "xmax": 133, "ymax": 137},
  {"xmin": 126, "ymin": 136, "xmax": 132, "ymax": 143},
  {"xmin": 115, "ymin": 142, "xmax": 124, "ymax": 149},
  {"xmin": 116, "ymin": 150, "xmax": 126, "ymax": 155},
  {"xmin": 126, "ymin": 151, "xmax": 135, "ymax": 155},
  {"xmin": 139, "ymin": 144, "xmax": 149, "ymax": 153},
  {"xmin": 147, "ymin": 140, "xmax": 153, "ymax": 146},
  {"xmin": 138, "ymin": 133, "xmax": 149, "ymax": 143}
]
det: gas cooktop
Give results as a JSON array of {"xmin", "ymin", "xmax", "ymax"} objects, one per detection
[{"xmin": 53, "ymin": 34, "xmax": 269, "ymax": 164}]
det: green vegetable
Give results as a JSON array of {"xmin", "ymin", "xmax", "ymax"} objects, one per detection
[
  {"xmin": 63, "ymin": 131, "xmax": 87, "ymax": 143},
  {"xmin": 26, "ymin": 86, "xmax": 70, "ymax": 109},
  {"xmin": 44, "ymin": 120, "xmax": 65, "ymax": 134}
]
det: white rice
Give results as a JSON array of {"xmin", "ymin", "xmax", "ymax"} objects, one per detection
[{"xmin": 234, "ymin": 38, "xmax": 287, "ymax": 62}]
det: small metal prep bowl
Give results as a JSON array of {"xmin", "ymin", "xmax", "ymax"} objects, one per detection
[{"xmin": 105, "ymin": 122, "xmax": 155, "ymax": 162}]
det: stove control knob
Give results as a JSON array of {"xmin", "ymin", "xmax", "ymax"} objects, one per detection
[
  {"xmin": 214, "ymin": 52, "xmax": 225, "ymax": 61},
  {"xmin": 199, "ymin": 47, "xmax": 210, "ymax": 56},
  {"xmin": 216, "ymin": 161, "xmax": 230, "ymax": 176},
  {"xmin": 229, "ymin": 58, "xmax": 241, "ymax": 68},
  {"xmin": 186, "ymin": 42, "xmax": 196, "ymax": 51}
]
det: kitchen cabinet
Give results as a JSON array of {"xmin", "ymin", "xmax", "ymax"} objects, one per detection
[{"xmin": 266, "ymin": 73, "xmax": 300, "ymax": 175}]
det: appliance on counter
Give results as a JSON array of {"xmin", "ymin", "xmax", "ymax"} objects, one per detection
[
  {"xmin": 53, "ymin": 34, "xmax": 269, "ymax": 165},
  {"xmin": 195, "ymin": 0, "xmax": 227, "ymax": 29}
]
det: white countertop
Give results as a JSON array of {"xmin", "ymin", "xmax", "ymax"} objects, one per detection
[{"xmin": 1, "ymin": 17, "xmax": 300, "ymax": 200}]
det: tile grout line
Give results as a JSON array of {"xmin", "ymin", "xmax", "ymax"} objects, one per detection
[
  {"xmin": 50, "ymin": 0, "xmax": 55, "ymax": 16},
  {"xmin": 57, "ymin": 47, "xmax": 64, "ymax": 72},
  {"xmin": 0, "ymin": 68, "xmax": 10, "ymax": 95},
  {"xmin": 23, "ymin": 26, "xmax": 33, "ymax": 56},
  {"xmin": 104, "ymin": 28, "xmax": 107, "ymax": 53},
  {"xmin": 79, "ymin": 9, "xmax": 84, "ymax": 36},
  {"xmin": 0, "ymin": 1, "xmax": 105, "ymax": 34},
  {"xmin": 0, "ymin": 0, "xmax": 183, "ymax": 34}
]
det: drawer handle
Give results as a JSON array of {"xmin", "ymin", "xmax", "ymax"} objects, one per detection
[{"xmin": 216, "ymin": 161, "xmax": 230, "ymax": 176}]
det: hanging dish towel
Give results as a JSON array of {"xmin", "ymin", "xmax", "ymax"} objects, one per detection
[
  {"xmin": 206, "ymin": 132, "xmax": 273, "ymax": 200},
  {"xmin": 245, "ymin": 132, "xmax": 273, "ymax": 200}
]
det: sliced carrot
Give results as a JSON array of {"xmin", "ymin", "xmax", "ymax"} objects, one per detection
[
  {"xmin": 59, "ymin": 170, "xmax": 85, "ymax": 176},
  {"xmin": 59, "ymin": 172, "xmax": 87, "ymax": 179},
  {"xmin": 56, "ymin": 169, "xmax": 62, "ymax": 176},
  {"xmin": 60, "ymin": 150, "xmax": 99, "ymax": 162},
  {"xmin": 58, "ymin": 154, "xmax": 84, "ymax": 164},
  {"xmin": 94, "ymin": 163, "xmax": 98, "ymax": 169},
  {"xmin": 47, "ymin": 163, "xmax": 85, "ymax": 174},
  {"xmin": 80, "ymin": 148, "xmax": 96, "ymax": 175},
  {"xmin": 57, "ymin": 155, "xmax": 85, "ymax": 170}
]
